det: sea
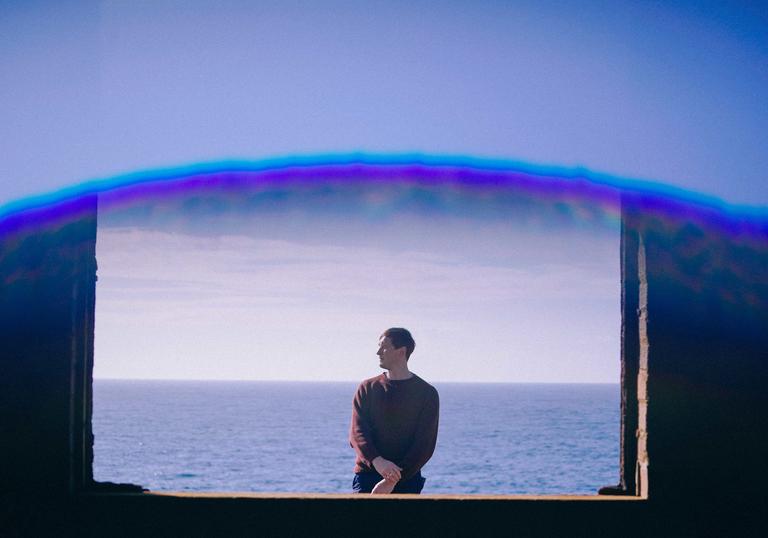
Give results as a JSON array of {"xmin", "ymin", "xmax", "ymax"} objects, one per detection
[{"xmin": 93, "ymin": 380, "xmax": 619, "ymax": 495}]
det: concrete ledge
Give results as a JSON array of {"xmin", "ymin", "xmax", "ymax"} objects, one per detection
[
  {"xmin": 85, "ymin": 491, "xmax": 645, "ymax": 501},
  {"xmin": 68, "ymin": 490, "xmax": 653, "ymax": 537}
]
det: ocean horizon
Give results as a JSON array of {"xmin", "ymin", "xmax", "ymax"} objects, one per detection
[{"xmin": 93, "ymin": 379, "xmax": 620, "ymax": 495}]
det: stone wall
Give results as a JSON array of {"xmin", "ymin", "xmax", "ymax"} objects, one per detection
[
  {"xmin": 1, "ymin": 193, "xmax": 767, "ymax": 537},
  {"xmin": 0, "ymin": 197, "xmax": 97, "ymax": 499},
  {"xmin": 632, "ymin": 204, "xmax": 768, "ymax": 536}
]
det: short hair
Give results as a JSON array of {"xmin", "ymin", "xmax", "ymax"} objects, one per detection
[{"xmin": 382, "ymin": 327, "xmax": 415, "ymax": 359}]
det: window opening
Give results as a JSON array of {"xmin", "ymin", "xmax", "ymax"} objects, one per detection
[{"xmin": 92, "ymin": 178, "xmax": 621, "ymax": 495}]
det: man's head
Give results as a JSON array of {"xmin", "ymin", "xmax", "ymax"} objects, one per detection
[{"xmin": 377, "ymin": 327, "xmax": 416, "ymax": 370}]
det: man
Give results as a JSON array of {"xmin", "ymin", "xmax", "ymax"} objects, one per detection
[{"xmin": 349, "ymin": 327, "xmax": 440, "ymax": 494}]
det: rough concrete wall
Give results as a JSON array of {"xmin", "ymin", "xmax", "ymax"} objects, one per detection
[
  {"xmin": 0, "ymin": 198, "xmax": 97, "ymax": 497},
  {"xmin": 3, "ymin": 194, "xmax": 767, "ymax": 537},
  {"xmin": 636, "ymin": 233, "xmax": 649, "ymax": 499},
  {"xmin": 616, "ymin": 219, "xmax": 641, "ymax": 496},
  {"xmin": 635, "ymin": 212, "xmax": 768, "ymax": 535}
]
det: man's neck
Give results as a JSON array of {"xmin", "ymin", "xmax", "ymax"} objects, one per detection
[{"xmin": 386, "ymin": 365, "xmax": 413, "ymax": 381}]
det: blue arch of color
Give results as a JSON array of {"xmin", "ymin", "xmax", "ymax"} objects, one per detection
[{"xmin": 1, "ymin": 153, "xmax": 767, "ymax": 231}]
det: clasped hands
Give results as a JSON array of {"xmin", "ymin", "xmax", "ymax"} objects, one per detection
[{"xmin": 371, "ymin": 456, "xmax": 402, "ymax": 494}]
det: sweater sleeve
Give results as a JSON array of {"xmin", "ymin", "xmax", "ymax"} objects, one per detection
[
  {"xmin": 349, "ymin": 383, "xmax": 380, "ymax": 467},
  {"xmin": 398, "ymin": 386, "xmax": 439, "ymax": 480}
]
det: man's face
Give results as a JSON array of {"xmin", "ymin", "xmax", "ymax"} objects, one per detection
[{"xmin": 377, "ymin": 336, "xmax": 402, "ymax": 370}]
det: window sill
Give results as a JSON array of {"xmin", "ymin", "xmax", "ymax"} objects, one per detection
[{"xmin": 82, "ymin": 490, "xmax": 646, "ymax": 502}]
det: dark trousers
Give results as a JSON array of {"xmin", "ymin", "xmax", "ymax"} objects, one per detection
[{"xmin": 352, "ymin": 471, "xmax": 426, "ymax": 494}]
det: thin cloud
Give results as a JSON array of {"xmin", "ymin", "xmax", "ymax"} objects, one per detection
[{"xmin": 94, "ymin": 226, "xmax": 619, "ymax": 382}]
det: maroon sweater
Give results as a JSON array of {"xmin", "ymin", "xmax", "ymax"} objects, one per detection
[{"xmin": 350, "ymin": 373, "xmax": 439, "ymax": 480}]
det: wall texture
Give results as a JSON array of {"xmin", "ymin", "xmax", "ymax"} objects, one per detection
[{"xmin": 1, "ymin": 194, "xmax": 766, "ymax": 537}]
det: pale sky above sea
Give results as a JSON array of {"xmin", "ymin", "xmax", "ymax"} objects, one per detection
[
  {"xmin": 2, "ymin": 1, "xmax": 767, "ymax": 381},
  {"xmin": 93, "ymin": 211, "xmax": 620, "ymax": 383}
]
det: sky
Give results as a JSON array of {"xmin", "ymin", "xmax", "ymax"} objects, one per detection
[
  {"xmin": 2, "ymin": 1, "xmax": 767, "ymax": 382},
  {"xmin": 93, "ymin": 193, "xmax": 620, "ymax": 382}
]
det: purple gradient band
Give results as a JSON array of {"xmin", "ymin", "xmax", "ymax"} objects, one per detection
[{"xmin": 0, "ymin": 160, "xmax": 766, "ymax": 243}]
